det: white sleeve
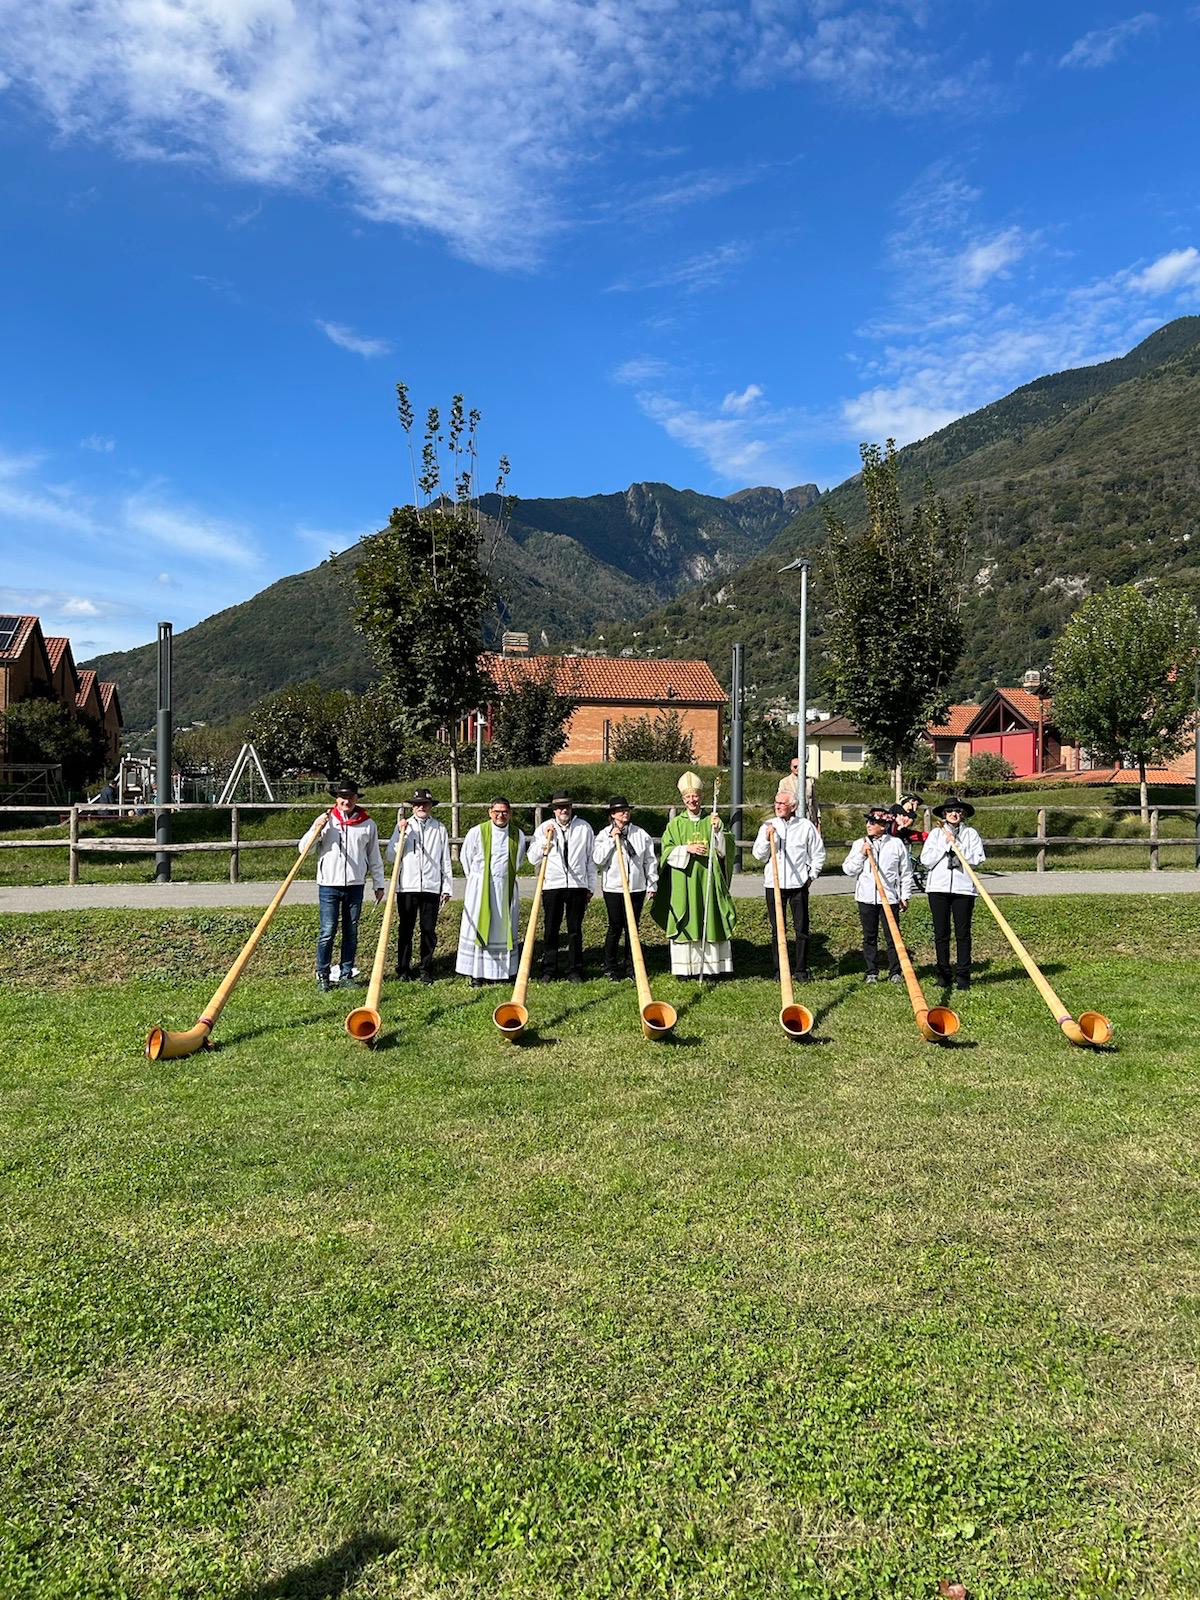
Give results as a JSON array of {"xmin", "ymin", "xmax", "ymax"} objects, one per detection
[
  {"xmin": 526, "ymin": 829, "xmax": 548, "ymax": 866},
  {"xmin": 582, "ymin": 825, "xmax": 596, "ymax": 892},
  {"xmin": 594, "ymin": 830, "xmax": 616, "ymax": 868},
  {"xmin": 751, "ymin": 824, "xmax": 771, "ymax": 864},
  {"xmin": 516, "ymin": 830, "xmax": 528, "ymax": 868},
  {"xmin": 808, "ymin": 824, "xmax": 826, "ymax": 880},
  {"xmin": 366, "ymin": 823, "xmax": 385, "ymax": 892},
  {"xmin": 965, "ymin": 826, "xmax": 986, "ymax": 867},
  {"xmin": 300, "ymin": 814, "xmax": 327, "ymax": 853},
  {"xmin": 712, "ymin": 825, "xmax": 726, "ymax": 860},
  {"xmin": 842, "ymin": 842, "xmax": 867, "ymax": 877},
  {"xmin": 643, "ymin": 833, "xmax": 660, "ymax": 893},
  {"xmin": 897, "ymin": 842, "xmax": 914, "ymax": 901},
  {"xmin": 920, "ymin": 831, "xmax": 950, "ymax": 867},
  {"xmin": 438, "ymin": 825, "xmax": 454, "ymax": 893},
  {"xmin": 666, "ymin": 845, "xmax": 691, "ymax": 870},
  {"xmin": 385, "ymin": 823, "xmax": 401, "ymax": 864},
  {"xmin": 461, "ymin": 828, "xmax": 482, "ymax": 877}
]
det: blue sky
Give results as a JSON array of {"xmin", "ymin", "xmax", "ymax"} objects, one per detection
[{"xmin": 1, "ymin": 0, "xmax": 1198, "ymax": 657}]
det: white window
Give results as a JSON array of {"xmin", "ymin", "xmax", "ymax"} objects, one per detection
[{"xmin": 840, "ymin": 745, "xmax": 864, "ymax": 764}]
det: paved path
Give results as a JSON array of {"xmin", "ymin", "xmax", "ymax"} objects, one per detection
[{"xmin": 2, "ymin": 870, "xmax": 1198, "ymax": 913}]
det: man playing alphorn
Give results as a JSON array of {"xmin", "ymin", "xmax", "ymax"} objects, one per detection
[
  {"xmin": 752, "ymin": 789, "xmax": 825, "ymax": 982},
  {"xmin": 651, "ymin": 770, "xmax": 736, "ymax": 977},
  {"xmin": 842, "ymin": 806, "xmax": 913, "ymax": 985},
  {"xmin": 526, "ymin": 789, "xmax": 595, "ymax": 983},
  {"xmin": 455, "ymin": 797, "xmax": 528, "ymax": 987},
  {"xmin": 386, "ymin": 787, "xmax": 452, "ymax": 985},
  {"xmin": 301, "ymin": 777, "xmax": 386, "ymax": 992},
  {"xmin": 920, "ymin": 796, "xmax": 986, "ymax": 990},
  {"xmin": 593, "ymin": 794, "xmax": 658, "ymax": 982}
]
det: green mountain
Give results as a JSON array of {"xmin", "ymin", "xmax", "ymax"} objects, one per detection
[
  {"xmin": 85, "ymin": 482, "xmax": 815, "ymax": 728},
  {"xmin": 598, "ymin": 318, "xmax": 1200, "ymax": 703}
]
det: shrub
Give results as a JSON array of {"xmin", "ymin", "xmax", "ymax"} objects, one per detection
[
  {"xmin": 611, "ymin": 709, "xmax": 695, "ymax": 765},
  {"xmin": 965, "ymin": 752, "xmax": 1017, "ymax": 786}
]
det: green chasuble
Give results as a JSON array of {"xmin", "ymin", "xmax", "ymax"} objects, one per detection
[{"xmin": 650, "ymin": 812, "xmax": 737, "ymax": 943}]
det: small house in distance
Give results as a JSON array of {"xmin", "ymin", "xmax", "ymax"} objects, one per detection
[
  {"xmin": 925, "ymin": 684, "xmax": 1081, "ymax": 781},
  {"xmin": 476, "ymin": 653, "xmax": 727, "ymax": 765},
  {"xmin": 802, "ymin": 715, "xmax": 866, "ymax": 777}
]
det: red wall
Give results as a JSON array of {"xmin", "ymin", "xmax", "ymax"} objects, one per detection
[{"xmin": 971, "ymin": 731, "xmax": 1036, "ymax": 777}]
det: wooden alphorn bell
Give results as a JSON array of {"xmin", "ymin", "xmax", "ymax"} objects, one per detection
[{"xmin": 768, "ymin": 828, "xmax": 813, "ymax": 1039}]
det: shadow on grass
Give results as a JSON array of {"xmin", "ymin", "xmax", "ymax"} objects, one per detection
[
  {"xmin": 236, "ymin": 1530, "xmax": 396, "ymax": 1599},
  {"xmin": 210, "ymin": 1010, "xmax": 331, "ymax": 1048}
]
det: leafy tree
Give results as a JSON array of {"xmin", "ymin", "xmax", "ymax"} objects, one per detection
[
  {"xmin": 336, "ymin": 686, "xmax": 408, "ymax": 786},
  {"xmin": 965, "ymin": 751, "xmax": 1016, "ymax": 786},
  {"xmin": 352, "ymin": 388, "xmax": 510, "ymax": 825},
  {"xmin": 0, "ymin": 696, "xmax": 107, "ymax": 791},
  {"xmin": 247, "ymin": 682, "xmax": 344, "ymax": 777},
  {"xmin": 489, "ymin": 660, "xmax": 578, "ymax": 768},
  {"xmin": 746, "ymin": 715, "xmax": 796, "ymax": 773},
  {"xmin": 1050, "ymin": 584, "xmax": 1200, "ymax": 819},
  {"xmin": 611, "ymin": 708, "xmax": 695, "ymax": 764},
  {"xmin": 821, "ymin": 441, "xmax": 973, "ymax": 797},
  {"xmin": 175, "ymin": 722, "xmax": 247, "ymax": 789}
]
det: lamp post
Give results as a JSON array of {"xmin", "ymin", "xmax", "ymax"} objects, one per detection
[
  {"xmin": 779, "ymin": 557, "xmax": 810, "ymax": 815},
  {"xmin": 155, "ymin": 621, "xmax": 173, "ymax": 883}
]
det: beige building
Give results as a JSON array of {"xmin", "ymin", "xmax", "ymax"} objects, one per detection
[{"xmin": 803, "ymin": 715, "xmax": 866, "ymax": 777}]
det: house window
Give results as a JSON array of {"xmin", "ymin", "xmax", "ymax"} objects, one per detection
[
  {"xmin": 936, "ymin": 751, "xmax": 953, "ymax": 779},
  {"xmin": 840, "ymin": 745, "xmax": 863, "ymax": 764}
]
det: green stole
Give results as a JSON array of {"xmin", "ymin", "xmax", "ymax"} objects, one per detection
[{"xmin": 475, "ymin": 820, "xmax": 519, "ymax": 950}]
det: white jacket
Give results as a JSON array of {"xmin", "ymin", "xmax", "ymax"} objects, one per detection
[
  {"xmin": 751, "ymin": 816, "xmax": 826, "ymax": 888},
  {"xmin": 300, "ymin": 807, "xmax": 385, "ymax": 891},
  {"xmin": 842, "ymin": 832, "xmax": 914, "ymax": 906},
  {"xmin": 386, "ymin": 814, "xmax": 453, "ymax": 896},
  {"xmin": 593, "ymin": 822, "xmax": 659, "ymax": 895},
  {"xmin": 526, "ymin": 816, "xmax": 596, "ymax": 892},
  {"xmin": 920, "ymin": 824, "xmax": 986, "ymax": 896}
]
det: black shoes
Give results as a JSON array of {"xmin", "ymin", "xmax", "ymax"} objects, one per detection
[
  {"xmin": 419, "ymin": 972, "xmax": 434, "ymax": 986},
  {"xmin": 955, "ymin": 978, "xmax": 971, "ymax": 991},
  {"xmin": 567, "ymin": 971, "xmax": 583, "ymax": 984},
  {"xmin": 317, "ymin": 974, "xmax": 333, "ymax": 991}
]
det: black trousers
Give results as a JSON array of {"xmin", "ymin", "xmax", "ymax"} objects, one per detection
[
  {"xmin": 764, "ymin": 886, "xmax": 810, "ymax": 977},
  {"xmin": 928, "ymin": 891, "xmax": 975, "ymax": 984},
  {"xmin": 396, "ymin": 891, "xmax": 440, "ymax": 978},
  {"xmin": 603, "ymin": 889, "xmax": 645, "ymax": 976},
  {"xmin": 857, "ymin": 902, "xmax": 901, "ymax": 977},
  {"xmin": 542, "ymin": 887, "xmax": 589, "ymax": 977}
]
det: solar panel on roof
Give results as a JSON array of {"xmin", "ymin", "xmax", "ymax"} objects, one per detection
[{"xmin": 0, "ymin": 616, "xmax": 23, "ymax": 655}]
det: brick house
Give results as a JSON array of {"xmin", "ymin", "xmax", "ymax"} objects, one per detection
[
  {"xmin": 925, "ymin": 688, "xmax": 1080, "ymax": 781},
  {"xmin": 476, "ymin": 654, "xmax": 727, "ymax": 766},
  {"xmin": 0, "ymin": 613, "xmax": 122, "ymax": 774},
  {"xmin": 924, "ymin": 703, "xmax": 980, "ymax": 783}
]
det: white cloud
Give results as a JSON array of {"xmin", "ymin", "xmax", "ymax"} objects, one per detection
[
  {"xmin": 720, "ymin": 383, "xmax": 763, "ymax": 415},
  {"xmin": 315, "ymin": 319, "xmax": 392, "ymax": 358},
  {"xmin": 607, "ymin": 241, "xmax": 751, "ymax": 293},
  {"xmin": 123, "ymin": 490, "xmax": 260, "ymax": 569},
  {"xmin": 61, "ymin": 595, "xmax": 101, "ymax": 615},
  {"xmin": 80, "ymin": 433, "xmax": 116, "ymax": 453},
  {"xmin": 0, "ymin": 3, "xmax": 996, "ymax": 267},
  {"xmin": 621, "ymin": 378, "xmax": 813, "ymax": 487},
  {"xmin": 612, "ymin": 356, "xmax": 671, "ymax": 385},
  {"xmin": 955, "ymin": 226, "xmax": 1028, "ymax": 290},
  {"xmin": 1128, "ymin": 246, "xmax": 1200, "ymax": 295},
  {"xmin": 295, "ymin": 525, "xmax": 370, "ymax": 557},
  {"xmin": 1059, "ymin": 12, "xmax": 1157, "ymax": 69}
]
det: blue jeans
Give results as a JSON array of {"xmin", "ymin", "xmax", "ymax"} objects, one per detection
[{"xmin": 317, "ymin": 884, "xmax": 364, "ymax": 977}]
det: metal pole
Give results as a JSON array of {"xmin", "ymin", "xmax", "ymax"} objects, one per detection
[
  {"xmin": 1194, "ymin": 661, "xmax": 1200, "ymax": 869},
  {"xmin": 730, "ymin": 643, "xmax": 744, "ymax": 869},
  {"xmin": 476, "ymin": 709, "xmax": 483, "ymax": 775},
  {"xmin": 155, "ymin": 621, "xmax": 173, "ymax": 882},
  {"xmin": 797, "ymin": 562, "xmax": 809, "ymax": 819}
]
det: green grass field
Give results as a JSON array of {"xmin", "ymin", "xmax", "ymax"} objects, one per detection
[
  {"xmin": 2, "ymin": 896, "xmax": 1199, "ymax": 1597},
  {"xmin": 1, "ymin": 765, "xmax": 1193, "ymax": 885}
]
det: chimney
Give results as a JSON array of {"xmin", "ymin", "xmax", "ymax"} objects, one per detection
[
  {"xmin": 502, "ymin": 631, "xmax": 530, "ymax": 656},
  {"xmin": 1023, "ymin": 669, "xmax": 1041, "ymax": 690}
]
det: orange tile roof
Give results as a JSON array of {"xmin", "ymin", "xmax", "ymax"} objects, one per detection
[
  {"xmin": 98, "ymin": 681, "xmax": 120, "ymax": 717},
  {"xmin": 75, "ymin": 668, "xmax": 99, "ymax": 710},
  {"xmin": 44, "ymin": 635, "xmax": 71, "ymax": 671},
  {"xmin": 927, "ymin": 702, "xmax": 980, "ymax": 738},
  {"xmin": 1020, "ymin": 766, "xmax": 1188, "ymax": 786},
  {"xmin": 482, "ymin": 653, "xmax": 726, "ymax": 705},
  {"xmin": 997, "ymin": 686, "xmax": 1053, "ymax": 724},
  {"xmin": 0, "ymin": 613, "xmax": 38, "ymax": 661}
]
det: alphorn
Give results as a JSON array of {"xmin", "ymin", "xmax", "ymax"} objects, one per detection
[
  {"xmin": 493, "ymin": 846, "xmax": 551, "ymax": 1041},
  {"xmin": 345, "ymin": 809, "xmax": 406, "ymax": 1045},
  {"xmin": 146, "ymin": 822, "xmax": 321, "ymax": 1059},
  {"xmin": 863, "ymin": 841, "xmax": 960, "ymax": 1042},
  {"xmin": 936, "ymin": 827, "xmax": 1112, "ymax": 1047},
  {"xmin": 613, "ymin": 826, "xmax": 677, "ymax": 1040},
  {"xmin": 767, "ymin": 829, "xmax": 813, "ymax": 1039},
  {"xmin": 699, "ymin": 775, "xmax": 721, "ymax": 985}
]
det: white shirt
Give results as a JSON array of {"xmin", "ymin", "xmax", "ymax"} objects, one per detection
[
  {"xmin": 593, "ymin": 822, "xmax": 659, "ymax": 895},
  {"xmin": 920, "ymin": 823, "xmax": 986, "ymax": 896},
  {"xmin": 300, "ymin": 807, "xmax": 385, "ymax": 892},
  {"xmin": 841, "ymin": 832, "xmax": 914, "ymax": 906},
  {"xmin": 386, "ymin": 813, "xmax": 453, "ymax": 896},
  {"xmin": 752, "ymin": 815, "xmax": 826, "ymax": 888},
  {"xmin": 526, "ymin": 815, "xmax": 597, "ymax": 892}
]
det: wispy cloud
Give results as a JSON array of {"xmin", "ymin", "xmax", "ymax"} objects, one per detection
[
  {"xmin": 123, "ymin": 490, "xmax": 259, "ymax": 569},
  {"xmin": 1127, "ymin": 246, "xmax": 1200, "ymax": 294},
  {"xmin": 80, "ymin": 433, "xmax": 116, "ymax": 453},
  {"xmin": 0, "ymin": 2, "xmax": 997, "ymax": 268},
  {"xmin": 315, "ymin": 319, "xmax": 392, "ymax": 359},
  {"xmin": 611, "ymin": 356, "xmax": 672, "ymax": 384},
  {"xmin": 1059, "ymin": 12, "xmax": 1158, "ymax": 69},
  {"xmin": 721, "ymin": 384, "xmax": 763, "ymax": 415},
  {"xmin": 295, "ymin": 525, "xmax": 371, "ymax": 558},
  {"xmin": 607, "ymin": 241, "xmax": 751, "ymax": 293},
  {"xmin": 614, "ymin": 365, "xmax": 808, "ymax": 486}
]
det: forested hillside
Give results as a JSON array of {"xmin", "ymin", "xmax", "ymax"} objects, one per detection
[{"xmin": 598, "ymin": 318, "xmax": 1200, "ymax": 701}]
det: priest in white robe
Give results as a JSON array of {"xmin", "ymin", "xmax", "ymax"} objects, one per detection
[{"xmin": 456, "ymin": 796, "xmax": 528, "ymax": 985}]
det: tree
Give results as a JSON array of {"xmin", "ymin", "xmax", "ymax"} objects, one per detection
[
  {"xmin": 0, "ymin": 697, "xmax": 107, "ymax": 792},
  {"xmin": 352, "ymin": 388, "xmax": 509, "ymax": 829},
  {"xmin": 821, "ymin": 441, "xmax": 973, "ymax": 798},
  {"xmin": 965, "ymin": 751, "xmax": 1016, "ymax": 787},
  {"xmin": 611, "ymin": 708, "xmax": 696, "ymax": 764},
  {"xmin": 1050, "ymin": 584, "xmax": 1200, "ymax": 820},
  {"xmin": 336, "ymin": 686, "xmax": 408, "ymax": 786},
  {"xmin": 247, "ymin": 682, "xmax": 344, "ymax": 777},
  {"xmin": 489, "ymin": 660, "xmax": 578, "ymax": 768}
]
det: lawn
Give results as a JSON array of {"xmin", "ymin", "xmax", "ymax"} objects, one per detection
[
  {"xmin": 1, "ymin": 766, "xmax": 1193, "ymax": 886},
  {"xmin": 2, "ymin": 895, "xmax": 1199, "ymax": 1596}
]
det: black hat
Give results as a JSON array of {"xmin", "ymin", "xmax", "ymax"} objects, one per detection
[
  {"xmin": 864, "ymin": 807, "xmax": 892, "ymax": 825},
  {"xmin": 608, "ymin": 794, "xmax": 632, "ymax": 813},
  {"xmin": 550, "ymin": 790, "xmax": 573, "ymax": 807},
  {"xmin": 332, "ymin": 777, "xmax": 360, "ymax": 798},
  {"xmin": 933, "ymin": 796, "xmax": 975, "ymax": 819},
  {"xmin": 899, "ymin": 792, "xmax": 924, "ymax": 806},
  {"xmin": 410, "ymin": 788, "xmax": 436, "ymax": 806}
]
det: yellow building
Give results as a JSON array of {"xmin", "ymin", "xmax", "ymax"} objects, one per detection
[{"xmin": 804, "ymin": 715, "xmax": 866, "ymax": 777}]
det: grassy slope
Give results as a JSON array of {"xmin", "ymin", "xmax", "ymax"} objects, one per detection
[{"xmin": 0, "ymin": 898, "xmax": 1198, "ymax": 1597}]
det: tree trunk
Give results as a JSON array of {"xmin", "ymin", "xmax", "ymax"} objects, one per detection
[
  {"xmin": 449, "ymin": 724, "xmax": 461, "ymax": 861},
  {"xmin": 893, "ymin": 759, "xmax": 902, "ymax": 801},
  {"xmin": 1139, "ymin": 756, "xmax": 1148, "ymax": 826}
]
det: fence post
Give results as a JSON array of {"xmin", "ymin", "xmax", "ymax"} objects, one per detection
[
  {"xmin": 1036, "ymin": 807, "xmax": 1047, "ymax": 874},
  {"xmin": 69, "ymin": 804, "xmax": 80, "ymax": 885},
  {"xmin": 1150, "ymin": 807, "xmax": 1160, "ymax": 872},
  {"xmin": 229, "ymin": 805, "xmax": 240, "ymax": 884},
  {"xmin": 533, "ymin": 805, "xmax": 544, "ymax": 838}
]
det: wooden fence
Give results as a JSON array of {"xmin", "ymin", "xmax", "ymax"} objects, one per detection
[{"xmin": 2, "ymin": 799, "xmax": 1199, "ymax": 883}]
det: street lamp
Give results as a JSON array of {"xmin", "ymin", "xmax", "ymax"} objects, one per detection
[{"xmin": 779, "ymin": 557, "xmax": 810, "ymax": 814}]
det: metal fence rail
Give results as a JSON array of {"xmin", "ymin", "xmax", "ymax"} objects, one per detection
[{"xmin": 2, "ymin": 798, "xmax": 1199, "ymax": 883}]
